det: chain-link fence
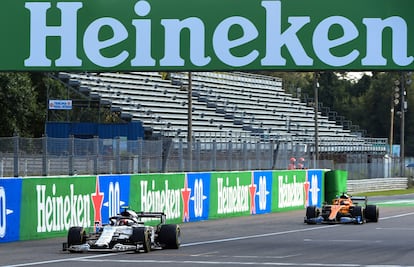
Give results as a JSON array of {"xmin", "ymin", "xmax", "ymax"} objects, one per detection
[{"xmin": 0, "ymin": 136, "xmax": 399, "ymax": 179}]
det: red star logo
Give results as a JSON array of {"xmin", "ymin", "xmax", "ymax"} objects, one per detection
[
  {"xmin": 91, "ymin": 176, "xmax": 104, "ymax": 225},
  {"xmin": 304, "ymin": 172, "xmax": 310, "ymax": 207},
  {"xmin": 249, "ymin": 176, "xmax": 257, "ymax": 215},
  {"xmin": 181, "ymin": 176, "xmax": 191, "ymax": 222}
]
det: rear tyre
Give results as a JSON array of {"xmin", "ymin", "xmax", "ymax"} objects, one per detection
[
  {"xmin": 365, "ymin": 205, "xmax": 379, "ymax": 222},
  {"xmin": 158, "ymin": 224, "xmax": 181, "ymax": 249}
]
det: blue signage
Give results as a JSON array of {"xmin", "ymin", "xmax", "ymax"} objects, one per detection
[
  {"xmin": 253, "ymin": 171, "xmax": 272, "ymax": 214},
  {"xmin": 97, "ymin": 175, "xmax": 131, "ymax": 224},
  {"xmin": 48, "ymin": 100, "xmax": 72, "ymax": 110},
  {"xmin": 0, "ymin": 178, "xmax": 23, "ymax": 243},
  {"xmin": 305, "ymin": 170, "xmax": 323, "ymax": 208},
  {"xmin": 186, "ymin": 173, "xmax": 210, "ymax": 222}
]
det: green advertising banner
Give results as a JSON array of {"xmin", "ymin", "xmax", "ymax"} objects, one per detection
[
  {"xmin": 271, "ymin": 170, "xmax": 307, "ymax": 212},
  {"xmin": 209, "ymin": 172, "xmax": 254, "ymax": 219},
  {"xmin": 130, "ymin": 173, "xmax": 185, "ymax": 224},
  {"xmin": 0, "ymin": 0, "xmax": 413, "ymax": 71},
  {"xmin": 20, "ymin": 176, "xmax": 96, "ymax": 240}
]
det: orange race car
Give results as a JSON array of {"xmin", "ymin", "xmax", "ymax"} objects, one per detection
[{"xmin": 304, "ymin": 193, "xmax": 379, "ymax": 224}]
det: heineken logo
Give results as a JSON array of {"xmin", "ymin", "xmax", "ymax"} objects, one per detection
[
  {"xmin": 278, "ymin": 175, "xmax": 304, "ymax": 208},
  {"xmin": 6, "ymin": 0, "xmax": 410, "ymax": 71},
  {"xmin": 140, "ymin": 180, "xmax": 181, "ymax": 220},
  {"xmin": 217, "ymin": 177, "xmax": 249, "ymax": 214},
  {"xmin": 36, "ymin": 184, "xmax": 91, "ymax": 233}
]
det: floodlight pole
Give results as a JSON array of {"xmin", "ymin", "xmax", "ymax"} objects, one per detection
[
  {"xmin": 400, "ymin": 72, "xmax": 406, "ymax": 177},
  {"xmin": 313, "ymin": 72, "xmax": 320, "ymax": 167},
  {"xmin": 187, "ymin": 72, "xmax": 193, "ymax": 172},
  {"xmin": 389, "ymin": 103, "xmax": 394, "ymax": 157}
]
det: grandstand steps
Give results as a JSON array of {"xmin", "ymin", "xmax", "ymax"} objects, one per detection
[{"xmin": 58, "ymin": 71, "xmax": 385, "ymax": 150}]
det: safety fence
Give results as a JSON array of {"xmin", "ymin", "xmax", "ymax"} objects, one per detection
[{"xmin": 0, "ymin": 136, "xmax": 399, "ymax": 179}]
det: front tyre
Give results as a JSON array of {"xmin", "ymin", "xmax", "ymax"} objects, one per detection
[
  {"xmin": 142, "ymin": 230, "xmax": 151, "ymax": 252},
  {"xmin": 131, "ymin": 227, "xmax": 151, "ymax": 253},
  {"xmin": 67, "ymin": 227, "xmax": 86, "ymax": 253},
  {"xmin": 305, "ymin": 206, "xmax": 318, "ymax": 224},
  {"xmin": 365, "ymin": 205, "xmax": 379, "ymax": 222}
]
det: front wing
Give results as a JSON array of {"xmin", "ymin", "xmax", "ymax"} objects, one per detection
[{"xmin": 304, "ymin": 215, "xmax": 364, "ymax": 224}]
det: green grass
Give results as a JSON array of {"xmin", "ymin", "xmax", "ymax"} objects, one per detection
[{"xmin": 353, "ymin": 187, "xmax": 414, "ymax": 197}]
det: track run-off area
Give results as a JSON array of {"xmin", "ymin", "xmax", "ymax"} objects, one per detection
[{"xmin": 1, "ymin": 194, "xmax": 413, "ymax": 267}]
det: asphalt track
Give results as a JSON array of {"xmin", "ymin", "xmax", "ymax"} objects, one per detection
[{"xmin": 1, "ymin": 195, "xmax": 414, "ymax": 267}]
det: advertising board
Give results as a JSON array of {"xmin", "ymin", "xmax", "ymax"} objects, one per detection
[
  {"xmin": 0, "ymin": 0, "xmax": 413, "ymax": 71},
  {"xmin": 0, "ymin": 178, "xmax": 22, "ymax": 243}
]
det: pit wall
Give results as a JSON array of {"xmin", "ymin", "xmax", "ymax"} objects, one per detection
[{"xmin": 0, "ymin": 169, "xmax": 328, "ymax": 243}]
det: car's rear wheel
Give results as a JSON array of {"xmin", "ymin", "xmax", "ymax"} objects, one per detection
[
  {"xmin": 158, "ymin": 224, "xmax": 181, "ymax": 249},
  {"xmin": 67, "ymin": 227, "xmax": 86, "ymax": 252},
  {"xmin": 365, "ymin": 205, "xmax": 379, "ymax": 222}
]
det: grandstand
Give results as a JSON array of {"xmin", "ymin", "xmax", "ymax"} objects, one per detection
[{"xmin": 57, "ymin": 71, "xmax": 387, "ymax": 154}]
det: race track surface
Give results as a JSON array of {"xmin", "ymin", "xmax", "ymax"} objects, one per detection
[{"xmin": 1, "ymin": 194, "xmax": 414, "ymax": 267}]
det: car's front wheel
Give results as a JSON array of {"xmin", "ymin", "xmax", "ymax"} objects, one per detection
[
  {"xmin": 365, "ymin": 205, "xmax": 379, "ymax": 222},
  {"xmin": 67, "ymin": 227, "xmax": 86, "ymax": 253},
  {"xmin": 131, "ymin": 227, "xmax": 151, "ymax": 253},
  {"xmin": 305, "ymin": 206, "xmax": 318, "ymax": 224}
]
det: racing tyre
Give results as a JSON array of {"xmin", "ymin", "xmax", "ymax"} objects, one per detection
[
  {"xmin": 365, "ymin": 205, "xmax": 379, "ymax": 222},
  {"xmin": 158, "ymin": 224, "xmax": 181, "ymax": 249},
  {"xmin": 67, "ymin": 227, "xmax": 86, "ymax": 252},
  {"xmin": 131, "ymin": 227, "xmax": 151, "ymax": 253},
  {"xmin": 142, "ymin": 230, "xmax": 151, "ymax": 253},
  {"xmin": 351, "ymin": 205, "xmax": 363, "ymax": 216},
  {"xmin": 351, "ymin": 206, "xmax": 364, "ymax": 223},
  {"xmin": 305, "ymin": 206, "xmax": 317, "ymax": 224}
]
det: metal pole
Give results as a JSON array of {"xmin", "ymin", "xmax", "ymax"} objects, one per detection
[
  {"xmin": 389, "ymin": 104, "xmax": 394, "ymax": 157},
  {"xmin": 313, "ymin": 72, "xmax": 319, "ymax": 167},
  {"xmin": 187, "ymin": 72, "xmax": 193, "ymax": 172},
  {"xmin": 400, "ymin": 72, "xmax": 405, "ymax": 176}
]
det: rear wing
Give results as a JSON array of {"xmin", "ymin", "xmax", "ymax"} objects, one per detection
[
  {"xmin": 350, "ymin": 196, "xmax": 368, "ymax": 205},
  {"xmin": 136, "ymin": 211, "xmax": 167, "ymax": 224}
]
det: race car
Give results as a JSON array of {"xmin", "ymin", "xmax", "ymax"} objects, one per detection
[
  {"xmin": 304, "ymin": 193, "xmax": 379, "ymax": 224},
  {"xmin": 62, "ymin": 208, "xmax": 180, "ymax": 253}
]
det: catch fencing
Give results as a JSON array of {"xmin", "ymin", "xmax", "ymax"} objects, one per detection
[{"xmin": 0, "ymin": 135, "xmax": 399, "ymax": 179}]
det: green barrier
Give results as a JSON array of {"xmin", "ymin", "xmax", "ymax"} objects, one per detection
[
  {"xmin": 272, "ymin": 170, "xmax": 307, "ymax": 212},
  {"xmin": 11, "ymin": 169, "xmax": 327, "ymax": 243},
  {"xmin": 130, "ymin": 173, "xmax": 184, "ymax": 224},
  {"xmin": 209, "ymin": 172, "xmax": 252, "ymax": 219},
  {"xmin": 20, "ymin": 176, "xmax": 95, "ymax": 240},
  {"xmin": 325, "ymin": 170, "xmax": 348, "ymax": 203}
]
